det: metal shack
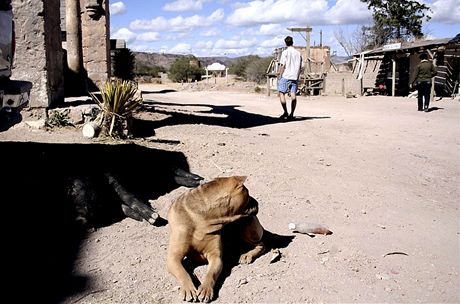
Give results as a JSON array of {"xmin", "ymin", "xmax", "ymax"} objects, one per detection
[{"xmin": 352, "ymin": 34, "xmax": 460, "ymax": 97}]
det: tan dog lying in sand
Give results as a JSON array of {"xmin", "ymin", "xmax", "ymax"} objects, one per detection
[{"xmin": 166, "ymin": 176, "xmax": 265, "ymax": 302}]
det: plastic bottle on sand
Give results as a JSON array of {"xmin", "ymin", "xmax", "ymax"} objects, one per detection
[{"xmin": 288, "ymin": 222, "xmax": 332, "ymax": 235}]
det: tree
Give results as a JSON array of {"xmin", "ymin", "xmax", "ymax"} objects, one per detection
[
  {"xmin": 361, "ymin": 0, "xmax": 431, "ymax": 47},
  {"xmin": 334, "ymin": 26, "xmax": 370, "ymax": 56},
  {"xmin": 245, "ymin": 56, "xmax": 273, "ymax": 84},
  {"xmin": 112, "ymin": 48, "xmax": 136, "ymax": 81},
  {"xmin": 168, "ymin": 56, "xmax": 204, "ymax": 83},
  {"xmin": 135, "ymin": 63, "xmax": 165, "ymax": 77},
  {"xmin": 229, "ymin": 55, "xmax": 260, "ymax": 78}
]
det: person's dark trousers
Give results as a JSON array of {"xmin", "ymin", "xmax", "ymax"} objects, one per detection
[{"xmin": 417, "ymin": 81, "xmax": 431, "ymax": 111}]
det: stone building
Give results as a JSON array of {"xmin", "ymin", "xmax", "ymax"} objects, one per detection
[{"xmin": 11, "ymin": 0, "xmax": 111, "ymax": 108}]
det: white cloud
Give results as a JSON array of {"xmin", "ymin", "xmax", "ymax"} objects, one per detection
[
  {"xmin": 254, "ymin": 46, "xmax": 275, "ymax": 57},
  {"xmin": 260, "ymin": 36, "xmax": 285, "ymax": 48},
  {"xmin": 226, "ymin": 0, "xmax": 371, "ymax": 27},
  {"xmin": 130, "ymin": 44, "xmax": 156, "ymax": 52},
  {"xmin": 325, "ymin": 0, "xmax": 372, "ymax": 24},
  {"xmin": 111, "ymin": 27, "xmax": 137, "ymax": 43},
  {"xmin": 130, "ymin": 16, "xmax": 169, "ymax": 31},
  {"xmin": 137, "ymin": 32, "xmax": 160, "ymax": 41},
  {"xmin": 169, "ymin": 43, "xmax": 192, "ymax": 54},
  {"xmin": 430, "ymin": 0, "xmax": 460, "ymax": 23},
  {"xmin": 259, "ymin": 24, "xmax": 287, "ymax": 35},
  {"xmin": 110, "ymin": 1, "xmax": 126, "ymax": 15},
  {"xmin": 130, "ymin": 9, "xmax": 224, "ymax": 32},
  {"xmin": 214, "ymin": 38, "xmax": 258, "ymax": 49},
  {"xmin": 195, "ymin": 40, "xmax": 214, "ymax": 49},
  {"xmin": 200, "ymin": 29, "xmax": 220, "ymax": 37},
  {"xmin": 163, "ymin": 0, "xmax": 210, "ymax": 12},
  {"xmin": 226, "ymin": 0, "xmax": 328, "ymax": 26}
]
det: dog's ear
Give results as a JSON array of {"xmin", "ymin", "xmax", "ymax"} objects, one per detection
[{"xmin": 234, "ymin": 176, "xmax": 247, "ymax": 184}]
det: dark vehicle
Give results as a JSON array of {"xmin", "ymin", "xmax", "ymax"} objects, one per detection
[{"xmin": 0, "ymin": 0, "xmax": 32, "ymax": 114}]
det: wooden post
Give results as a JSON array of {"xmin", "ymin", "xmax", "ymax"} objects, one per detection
[
  {"xmin": 392, "ymin": 59, "xmax": 396, "ymax": 97},
  {"xmin": 267, "ymin": 75, "xmax": 270, "ymax": 96},
  {"xmin": 342, "ymin": 78, "xmax": 345, "ymax": 96},
  {"xmin": 322, "ymin": 75, "xmax": 326, "ymax": 95},
  {"xmin": 428, "ymin": 50, "xmax": 436, "ymax": 104},
  {"xmin": 305, "ymin": 29, "xmax": 311, "ymax": 74}
]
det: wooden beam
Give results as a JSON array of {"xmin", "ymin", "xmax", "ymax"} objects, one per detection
[{"xmin": 392, "ymin": 59, "xmax": 396, "ymax": 96}]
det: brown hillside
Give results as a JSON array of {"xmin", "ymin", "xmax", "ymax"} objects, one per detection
[{"xmin": 134, "ymin": 52, "xmax": 237, "ymax": 70}]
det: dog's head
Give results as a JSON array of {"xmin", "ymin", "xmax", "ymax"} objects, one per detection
[{"xmin": 187, "ymin": 176, "xmax": 258, "ymax": 219}]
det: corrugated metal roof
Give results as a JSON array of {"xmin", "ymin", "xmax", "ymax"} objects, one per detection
[{"xmin": 357, "ymin": 37, "xmax": 455, "ymax": 56}]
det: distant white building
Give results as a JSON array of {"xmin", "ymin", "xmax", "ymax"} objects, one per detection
[{"xmin": 204, "ymin": 62, "xmax": 228, "ymax": 82}]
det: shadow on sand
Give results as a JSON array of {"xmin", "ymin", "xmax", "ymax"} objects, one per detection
[
  {"xmin": 0, "ymin": 141, "xmax": 196, "ymax": 303},
  {"xmin": 425, "ymin": 106, "xmax": 444, "ymax": 112},
  {"xmin": 182, "ymin": 213, "xmax": 295, "ymax": 301},
  {"xmin": 132, "ymin": 100, "xmax": 330, "ymax": 135},
  {"xmin": 142, "ymin": 89, "xmax": 178, "ymax": 94}
]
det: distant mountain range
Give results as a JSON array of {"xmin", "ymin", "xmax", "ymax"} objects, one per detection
[
  {"xmin": 133, "ymin": 52, "xmax": 239, "ymax": 70},
  {"xmin": 134, "ymin": 51, "xmax": 351, "ymax": 71}
]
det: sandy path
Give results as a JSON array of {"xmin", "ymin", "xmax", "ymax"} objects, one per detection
[{"xmin": 1, "ymin": 84, "xmax": 459, "ymax": 303}]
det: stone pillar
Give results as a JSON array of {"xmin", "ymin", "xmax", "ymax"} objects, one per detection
[
  {"xmin": 65, "ymin": 0, "xmax": 87, "ymax": 96},
  {"xmin": 66, "ymin": 0, "xmax": 83, "ymax": 76},
  {"xmin": 81, "ymin": 0, "xmax": 111, "ymax": 91},
  {"xmin": 12, "ymin": 0, "xmax": 64, "ymax": 107}
]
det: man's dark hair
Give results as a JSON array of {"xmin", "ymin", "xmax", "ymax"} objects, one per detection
[
  {"xmin": 420, "ymin": 53, "xmax": 428, "ymax": 60},
  {"xmin": 285, "ymin": 36, "xmax": 293, "ymax": 46}
]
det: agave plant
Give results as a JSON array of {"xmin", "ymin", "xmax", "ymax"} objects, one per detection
[{"xmin": 90, "ymin": 78, "xmax": 143, "ymax": 138}]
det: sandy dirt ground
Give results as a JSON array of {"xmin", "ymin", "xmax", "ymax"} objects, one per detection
[{"xmin": 1, "ymin": 83, "xmax": 459, "ymax": 304}]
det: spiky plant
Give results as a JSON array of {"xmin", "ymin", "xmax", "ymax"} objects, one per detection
[{"xmin": 90, "ymin": 79, "xmax": 143, "ymax": 138}]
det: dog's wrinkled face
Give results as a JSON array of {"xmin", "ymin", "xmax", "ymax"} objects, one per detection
[{"xmin": 185, "ymin": 176, "xmax": 257, "ymax": 220}]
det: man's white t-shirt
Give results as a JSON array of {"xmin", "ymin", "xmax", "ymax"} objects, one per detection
[{"xmin": 280, "ymin": 47, "xmax": 302, "ymax": 80}]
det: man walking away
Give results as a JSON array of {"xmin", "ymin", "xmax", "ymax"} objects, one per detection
[
  {"xmin": 413, "ymin": 52, "xmax": 437, "ymax": 112},
  {"xmin": 277, "ymin": 36, "xmax": 302, "ymax": 120}
]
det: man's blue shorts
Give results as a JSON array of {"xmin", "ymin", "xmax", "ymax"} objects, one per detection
[{"xmin": 278, "ymin": 77, "xmax": 298, "ymax": 94}]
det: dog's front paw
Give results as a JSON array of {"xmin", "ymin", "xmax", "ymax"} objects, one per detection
[
  {"xmin": 181, "ymin": 283, "xmax": 198, "ymax": 302},
  {"xmin": 239, "ymin": 253, "xmax": 254, "ymax": 264},
  {"xmin": 197, "ymin": 283, "xmax": 214, "ymax": 302}
]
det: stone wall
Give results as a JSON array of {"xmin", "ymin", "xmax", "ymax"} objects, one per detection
[
  {"xmin": 12, "ymin": 0, "xmax": 64, "ymax": 107},
  {"xmin": 80, "ymin": 0, "xmax": 111, "ymax": 90},
  {"xmin": 325, "ymin": 59, "xmax": 382, "ymax": 95}
]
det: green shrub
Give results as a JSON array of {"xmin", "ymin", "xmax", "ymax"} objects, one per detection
[
  {"xmin": 45, "ymin": 108, "xmax": 74, "ymax": 128},
  {"xmin": 112, "ymin": 48, "xmax": 136, "ymax": 81},
  {"xmin": 135, "ymin": 63, "xmax": 165, "ymax": 77},
  {"xmin": 168, "ymin": 56, "xmax": 204, "ymax": 83}
]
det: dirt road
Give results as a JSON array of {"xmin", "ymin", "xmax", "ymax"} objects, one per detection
[{"xmin": 1, "ymin": 84, "xmax": 459, "ymax": 303}]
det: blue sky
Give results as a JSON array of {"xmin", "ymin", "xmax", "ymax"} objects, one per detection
[{"xmin": 109, "ymin": 0, "xmax": 460, "ymax": 57}]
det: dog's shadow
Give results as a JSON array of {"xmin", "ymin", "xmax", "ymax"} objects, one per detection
[{"xmin": 183, "ymin": 229, "xmax": 295, "ymax": 299}]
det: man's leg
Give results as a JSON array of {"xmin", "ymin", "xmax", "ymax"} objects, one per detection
[
  {"xmin": 278, "ymin": 77, "xmax": 289, "ymax": 118},
  {"xmin": 289, "ymin": 95, "xmax": 297, "ymax": 119},
  {"xmin": 288, "ymin": 81, "xmax": 298, "ymax": 119},
  {"xmin": 417, "ymin": 85, "xmax": 424, "ymax": 111},
  {"xmin": 424, "ymin": 83, "xmax": 431, "ymax": 111},
  {"xmin": 279, "ymin": 93, "xmax": 288, "ymax": 118}
]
